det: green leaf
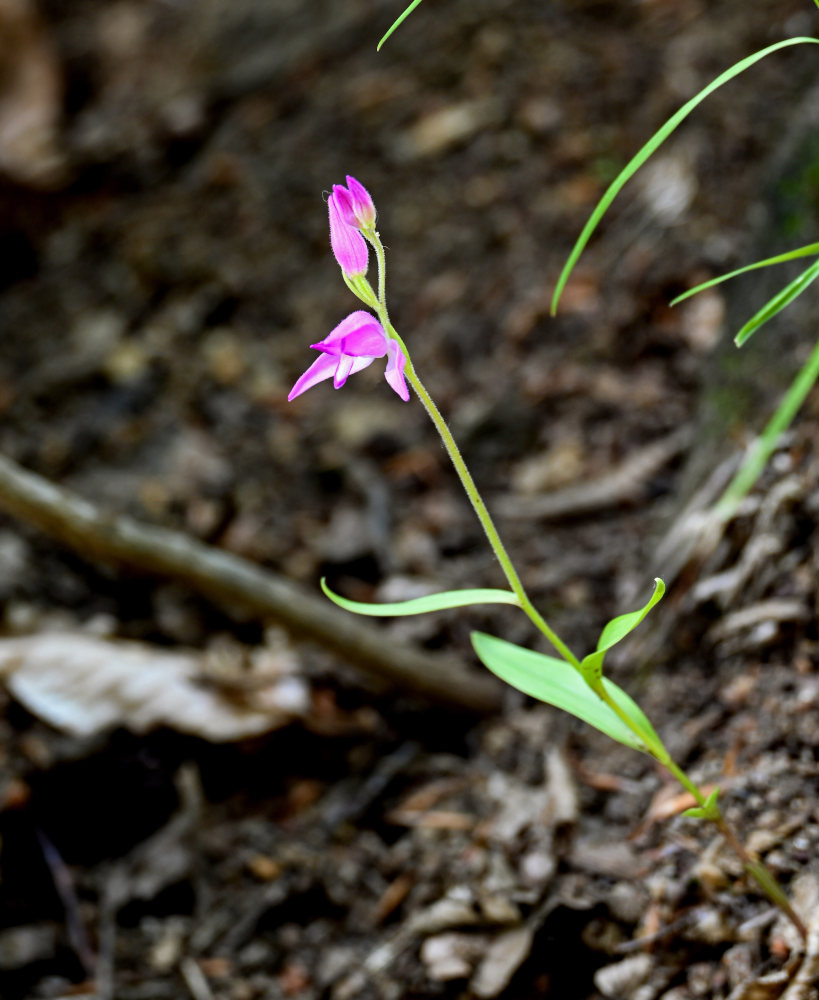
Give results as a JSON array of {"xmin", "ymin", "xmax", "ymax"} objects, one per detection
[
  {"xmin": 377, "ymin": 0, "xmax": 425, "ymax": 50},
  {"xmin": 471, "ymin": 632, "xmax": 659, "ymax": 752},
  {"xmin": 551, "ymin": 37, "xmax": 819, "ymax": 315},
  {"xmin": 682, "ymin": 786, "xmax": 720, "ymax": 820},
  {"xmin": 596, "ymin": 578, "xmax": 666, "ymax": 653},
  {"xmin": 320, "ymin": 578, "xmax": 520, "ymax": 617},
  {"xmin": 734, "ymin": 256, "xmax": 819, "ymax": 346},
  {"xmin": 715, "ymin": 334, "xmax": 819, "ymax": 518},
  {"xmin": 670, "ymin": 243, "xmax": 819, "ymax": 306},
  {"xmin": 579, "ymin": 578, "xmax": 665, "ymax": 687}
]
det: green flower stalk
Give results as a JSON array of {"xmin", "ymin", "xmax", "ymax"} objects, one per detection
[{"xmin": 288, "ymin": 177, "xmax": 808, "ymax": 945}]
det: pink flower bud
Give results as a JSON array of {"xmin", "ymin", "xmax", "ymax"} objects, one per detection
[
  {"xmin": 332, "ymin": 176, "xmax": 376, "ymax": 230},
  {"xmin": 329, "ymin": 193, "xmax": 368, "ymax": 277}
]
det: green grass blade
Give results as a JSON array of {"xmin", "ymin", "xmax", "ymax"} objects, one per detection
[
  {"xmin": 716, "ymin": 333, "xmax": 819, "ymax": 518},
  {"xmin": 377, "ymin": 0, "xmax": 425, "ymax": 50},
  {"xmin": 551, "ymin": 37, "xmax": 819, "ymax": 316},
  {"xmin": 471, "ymin": 631, "xmax": 655, "ymax": 752},
  {"xmin": 734, "ymin": 256, "xmax": 819, "ymax": 346},
  {"xmin": 321, "ymin": 578, "xmax": 520, "ymax": 616},
  {"xmin": 671, "ymin": 243, "xmax": 819, "ymax": 306}
]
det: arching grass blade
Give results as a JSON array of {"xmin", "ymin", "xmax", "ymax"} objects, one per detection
[
  {"xmin": 551, "ymin": 37, "xmax": 819, "ymax": 316},
  {"xmin": 377, "ymin": 0, "xmax": 425, "ymax": 50},
  {"xmin": 671, "ymin": 243, "xmax": 819, "ymax": 306},
  {"xmin": 734, "ymin": 256, "xmax": 819, "ymax": 346}
]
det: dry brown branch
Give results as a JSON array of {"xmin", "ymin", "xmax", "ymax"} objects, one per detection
[
  {"xmin": 493, "ymin": 429, "xmax": 690, "ymax": 521},
  {"xmin": 0, "ymin": 453, "xmax": 502, "ymax": 714}
]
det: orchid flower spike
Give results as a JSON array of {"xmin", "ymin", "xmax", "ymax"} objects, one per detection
[
  {"xmin": 328, "ymin": 193, "xmax": 368, "ymax": 277},
  {"xmin": 288, "ymin": 310, "xmax": 409, "ymax": 402},
  {"xmin": 332, "ymin": 176, "xmax": 376, "ymax": 230}
]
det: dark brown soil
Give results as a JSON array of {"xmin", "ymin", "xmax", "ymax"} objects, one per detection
[{"xmin": 0, "ymin": 1, "xmax": 818, "ymax": 998}]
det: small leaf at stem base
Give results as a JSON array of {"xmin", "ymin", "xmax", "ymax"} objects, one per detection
[{"xmin": 682, "ymin": 787, "xmax": 720, "ymax": 821}]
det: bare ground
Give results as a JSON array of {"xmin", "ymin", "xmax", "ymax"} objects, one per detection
[{"xmin": 0, "ymin": 1, "xmax": 818, "ymax": 998}]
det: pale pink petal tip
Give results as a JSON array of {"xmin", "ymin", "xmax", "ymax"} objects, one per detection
[
  {"xmin": 384, "ymin": 341, "xmax": 409, "ymax": 401},
  {"xmin": 287, "ymin": 352, "xmax": 339, "ymax": 401}
]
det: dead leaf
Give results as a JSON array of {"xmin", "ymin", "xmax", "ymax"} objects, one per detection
[
  {"xmin": 471, "ymin": 926, "xmax": 533, "ymax": 998},
  {"xmin": 420, "ymin": 932, "xmax": 484, "ymax": 982},
  {"xmin": 594, "ymin": 954, "xmax": 653, "ymax": 1000},
  {"xmin": 0, "ymin": 632, "xmax": 308, "ymax": 741}
]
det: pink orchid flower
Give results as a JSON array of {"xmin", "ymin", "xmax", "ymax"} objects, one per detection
[
  {"xmin": 328, "ymin": 192, "xmax": 368, "ymax": 277},
  {"xmin": 332, "ymin": 176, "xmax": 376, "ymax": 230},
  {"xmin": 288, "ymin": 310, "xmax": 409, "ymax": 402}
]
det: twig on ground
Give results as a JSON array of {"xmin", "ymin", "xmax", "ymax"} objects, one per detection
[
  {"xmin": 494, "ymin": 428, "xmax": 690, "ymax": 521},
  {"xmin": 36, "ymin": 828, "xmax": 96, "ymax": 976},
  {"xmin": 180, "ymin": 957, "xmax": 215, "ymax": 1000},
  {"xmin": 0, "ymin": 453, "xmax": 501, "ymax": 714}
]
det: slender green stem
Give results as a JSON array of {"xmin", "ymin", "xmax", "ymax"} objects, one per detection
[
  {"xmin": 716, "ymin": 335, "xmax": 819, "ymax": 519},
  {"xmin": 663, "ymin": 757, "xmax": 705, "ymax": 802},
  {"xmin": 353, "ymin": 227, "xmax": 806, "ymax": 942},
  {"xmin": 365, "ymin": 227, "xmax": 390, "ymax": 323},
  {"xmin": 660, "ymin": 759, "xmax": 806, "ymax": 940},
  {"xmin": 594, "ymin": 682, "xmax": 665, "ymax": 757},
  {"xmin": 404, "ymin": 367, "xmax": 581, "ymax": 667},
  {"xmin": 362, "ymin": 231, "xmax": 579, "ymax": 666},
  {"xmin": 402, "ymin": 356, "xmax": 805, "ymax": 938},
  {"xmin": 401, "ymin": 349, "xmax": 805, "ymax": 942}
]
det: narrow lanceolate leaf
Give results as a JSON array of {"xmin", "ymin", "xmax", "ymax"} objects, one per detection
[
  {"xmin": 551, "ymin": 37, "xmax": 819, "ymax": 315},
  {"xmin": 734, "ymin": 256, "xmax": 819, "ymax": 346},
  {"xmin": 471, "ymin": 632, "xmax": 659, "ymax": 752},
  {"xmin": 579, "ymin": 578, "xmax": 665, "ymax": 687},
  {"xmin": 670, "ymin": 243, "xmax": 819, "ymax": 306},
  {"xmin": 321, "ymin": 578, "xmax": 520, "ymax": 617},
  {"xmin": 377, "ymin": 0, "xmax": 425, "ymax": 50},
  {"xmin": 596, "ymin": 578, "xmax": 666, "ymax": 653}
]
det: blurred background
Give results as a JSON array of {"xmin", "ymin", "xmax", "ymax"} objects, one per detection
[{"xmin": 0, "ymin": 0, "xmax": 818, "ymax": 997}]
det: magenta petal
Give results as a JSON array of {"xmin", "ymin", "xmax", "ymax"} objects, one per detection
[
  {"xmin": 332, "ymin": 185, "xmax": 358, "ymax": 229},
  {"xmin": 345, "ymin": 176, "xmax": 376, "ymax": 228},
  {"xmin": 315, "ymin": 312, "xmax": 386, "ymax": 359},
  {"xmin": 384, "ymin": 340, "xmax": 409, "ymax": 401},
  {"xmin": 315, "ymin": 328, "xmax": 385, "ymax": 358},
  {"xmin": 337, "ymin": 323, "xmax": 387, "ymax": 357},
  {"xmin": 287, "ymin": 352, "xmax": 339, "ymax": 400},
  {"xmin": 312, "ymin": 323, "xmax": 385, "ymax": 357},
  {"xmin": 329, "ymin": 195, "xmax": 368, "ymax": 276}
]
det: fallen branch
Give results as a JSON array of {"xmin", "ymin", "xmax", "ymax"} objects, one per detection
[
  {"xmin": 494, "ymin": 429, "xmax": 690, "ymax": 521},
  {"xmin": 0, "ymin": 453, "xmax": 502, "ymax": 714}
]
